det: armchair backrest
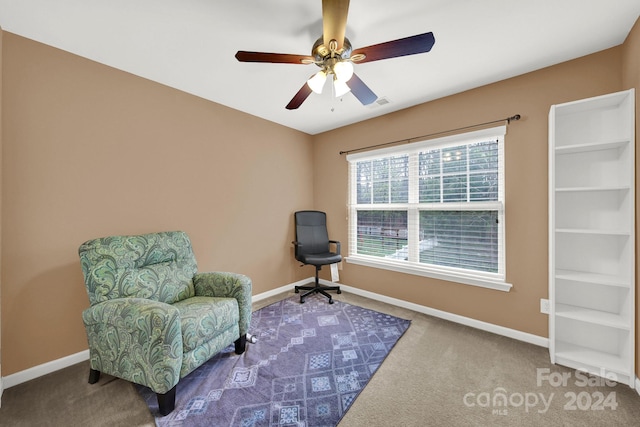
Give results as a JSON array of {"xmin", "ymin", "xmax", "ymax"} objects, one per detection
[
  {"xmin": 79, "ymin": 231, "xmax": 197, "ymax": 306},
  {"xmin": 294, "ymin": 211, "xmax": 330, "ymax": 259}
]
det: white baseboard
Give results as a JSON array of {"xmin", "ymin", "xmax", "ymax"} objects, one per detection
[
  {"xmin": 251, "ymin": 280, "xmax": 304, "ymax": 303},
  {"xmin": 323, "ymin": 279, "xmax": 549, "ymax": 348},
  {"xmin": 0, "ymin": 277, "xmax": 572, "ymax": 391},
  {"xmin": 0, "ymin": 283, "xmax": 301, "ymax": 391},
  {"xmin": 2, "ymin": 349, "xmax": 90, "ymax": 390},
  {"xmin": 263, "ymin": 277, "xmax": 548, "ymax": 348}
]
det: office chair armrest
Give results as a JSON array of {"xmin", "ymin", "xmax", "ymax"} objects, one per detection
[{"xmin": 328, "ymin": 240, "xmax": 341, "ymax": 255}]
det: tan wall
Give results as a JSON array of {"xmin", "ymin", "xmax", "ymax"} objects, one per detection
[
  {"xmin": 2, "ymin": 20, "xmax": 640, "ymax": 380},
  {"xmin": 621, "ymin": 17, "xmax": 640, "ymax": 380},
  {"xmin": 0, "ymin": 27, "xmax": 3, "ymax": 378},
  {"xmin": 313, "ymin": 47, "xmax": 624, "ymax": 339},
  {"xmin": 0, "ymin": 33, "xmax": 313, "ymax": 375}
]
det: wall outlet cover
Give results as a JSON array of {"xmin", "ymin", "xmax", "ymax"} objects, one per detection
[{"xmin": 540, "ymin": 298, "xmax": 550, "ymax": 314}]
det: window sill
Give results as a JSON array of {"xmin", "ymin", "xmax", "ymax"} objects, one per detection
[{"xmin": 345, "ymin": 256, "xmax": 512, "ymax": 292}]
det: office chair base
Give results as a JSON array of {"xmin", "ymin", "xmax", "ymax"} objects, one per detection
[{"xmin": 295, "ymin": 283, "xmax": 341, "ymax": 304}]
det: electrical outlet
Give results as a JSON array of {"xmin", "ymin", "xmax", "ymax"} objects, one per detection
[{"xmin": 540, "ymin": 298, "xmax": 550, "ymax": 314}]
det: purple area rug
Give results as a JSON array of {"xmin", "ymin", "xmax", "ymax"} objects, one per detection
[{"xmin": 136, "ymin": 294, "xmax": 410, "ymax": 426}]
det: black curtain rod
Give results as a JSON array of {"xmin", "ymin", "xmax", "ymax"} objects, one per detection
[{"xmin": 339, "ymin": 114, "xmax": 521, "ymax": 156}]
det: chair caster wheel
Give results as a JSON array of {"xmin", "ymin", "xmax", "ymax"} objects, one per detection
[
  {"xmin": 300, "ymin": 299, "xmax": 305, "ymax": 304},
  {"xmin": 329, "ymin": 299, "xmax": 334, "ymax": 304},
  {"xmin": 294, "ymin": 288, "xmax": 299, "ymax": 293},
  {"xmin": 337, "ymin": 290, "xmax": 342, "ymax": 294}
]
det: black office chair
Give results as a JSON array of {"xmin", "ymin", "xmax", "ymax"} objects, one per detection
[{"xmin": 292, "ymin": 210, "xmax": 342, "ymax": 304}]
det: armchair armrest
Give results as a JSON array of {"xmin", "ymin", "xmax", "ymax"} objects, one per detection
[
  {"xmin": 82, "ymin": 298, "xmax": 182, "ymax": 394},
  {"xmin": 193, "ymin": 272, "xmax": 252, "ymax": 336}
]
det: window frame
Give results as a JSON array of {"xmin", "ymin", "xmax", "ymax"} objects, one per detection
[{"xmin": 346, "ymin": 126, "xmax": 512, "ymax": 292}]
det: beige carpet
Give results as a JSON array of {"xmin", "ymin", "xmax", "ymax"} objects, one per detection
[{"xmin": 1, "ymin": 291, "xmax": 640, "ymax": 426}]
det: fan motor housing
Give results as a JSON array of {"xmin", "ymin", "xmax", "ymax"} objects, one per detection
[{"xmin": 312, "ymin": 36, "xmax": 353, "ymax": 65}]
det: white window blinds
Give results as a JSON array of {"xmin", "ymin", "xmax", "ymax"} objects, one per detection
[{"xmin": 347, "ymin": 126, "xmax": 508, "ymax": 290}]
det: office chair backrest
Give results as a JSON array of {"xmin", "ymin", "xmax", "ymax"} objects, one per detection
[{"xmin": 295, "ymin": 211, "xmax": 330, "ymax": 256}]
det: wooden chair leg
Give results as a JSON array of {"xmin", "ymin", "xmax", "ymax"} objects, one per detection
[
  {"xmin": 157, "ymin": 386, "xmax": 176, "ymax": 416},
  {"xmin": 234, "ymin": 334, "xmax": 247, "ymax": 354},
  {"xmin": 88, "ymin": 369, "xmax": 100, "ymax": 384}
]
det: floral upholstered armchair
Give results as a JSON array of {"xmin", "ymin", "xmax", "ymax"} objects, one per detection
[{"xmin": 78, "ymin": 231, "xmax": 252, "ymax": 416}]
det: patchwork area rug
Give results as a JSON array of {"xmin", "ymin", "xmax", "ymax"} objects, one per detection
[{"xmin": 136, "ymin": 294, "xmax": 411, "ymax": 426}]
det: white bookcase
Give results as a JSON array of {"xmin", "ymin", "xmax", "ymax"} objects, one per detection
[{"xmin": 548, "ymin": 89, "xmax": 635, "ymax": 387}]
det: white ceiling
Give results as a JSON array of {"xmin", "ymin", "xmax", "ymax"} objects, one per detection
[{"xmin": 1, "ymin": 0, "xmax": 639, "ymax": 135}]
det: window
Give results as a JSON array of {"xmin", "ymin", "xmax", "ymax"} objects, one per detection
[{"xmin": 346, "ymin": 126, "xmax": 511, "ymax": 291}]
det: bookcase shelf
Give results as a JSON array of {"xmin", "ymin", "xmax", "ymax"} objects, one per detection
[
  {"xmin": 554, "ymin": 342, "xmax": 628, "ymax": 378},
  {"xmin": 555, "ymin": 186, "xmax": 630, "ymax": 192},
  {"xmin": 555, "ymin": 303, "xmax": 629, "ymax": 330},
  {"xmin": 554, "ymin": 269, "xmax": 630, "ymax": 288},
  {"xmin": 555, "ymin": 139, "xmax": 630, "ymax": 154},
  {"xmin": 549, "ymin": 89, "xmax": 635, "ymax": 387}
]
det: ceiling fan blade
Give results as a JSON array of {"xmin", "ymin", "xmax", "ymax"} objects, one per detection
[
  {"xmin": 235, "ymin": 51, "xmax": 314, "ymax": 64},
  {"xmin": 286, "ymin": 81, "xmax": 314, "ymax": 110},
  {"xmin": 347, "ymin": 73, "xmax": 377, "ymax": 106},
  {"xmin": 351, "ymin": 32, "xmax": 435, "ymax": 64},
  {"xmin": 322, "ymin": 0, "xmax": 350, "ymax": 50}
]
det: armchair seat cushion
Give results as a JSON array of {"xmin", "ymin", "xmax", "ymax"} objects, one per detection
[{"xmin": 173, "ymin": 296, "xmax": 239, "ymax": 353}]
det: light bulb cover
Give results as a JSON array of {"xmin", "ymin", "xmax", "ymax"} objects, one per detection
[
  {"xmin": 333, "ymin": 79, "xmax": 351, "ymax": 97},
  {"xmin": 333, "ymin": 61, "xmax": 354, "ymax": 83},
  {"xmin": 307, "ymin": 71, "xmax": 327, "ymax": 94}
]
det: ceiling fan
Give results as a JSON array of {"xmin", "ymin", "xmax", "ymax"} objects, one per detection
[{"xmin": 235, "ymin": 0, "xmax": 435, "ymax": 110}]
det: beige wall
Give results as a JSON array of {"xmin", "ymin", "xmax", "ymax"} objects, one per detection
[
  {"xmin": 315, "ymin": 21, "xmax": 640, "ymax": 379},
  {"xmin": 314, "ymin": 48, "xmax": 624, "ymax": 338},
  {"xmin": 1, "ymin": 18, "xmax": 639, "ymax": 381},
  {"xmin": 0, "ymin": 33, "xmax": 313, "ymax": 375},
  {"xmin": 0, "ymin": 27, "xmax": 3, "ymax": 379},
  {"xmin": 621, "ymin": 17, "xmax": 640, "ymax": 379}
]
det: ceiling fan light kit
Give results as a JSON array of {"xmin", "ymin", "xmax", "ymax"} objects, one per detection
[
  {"xmin": 235, "ymin": 0, "xmax": 435, "ymax": 110},
  {"xmin": 333, "ymin": 78, "xmax": 351, "ymax": 97},
  {"xmin": 307, "ymin": 56, "xmax": 354, "ymax": 96},
  {"xmin": 333, "ymin": 61, "xmax": 354, "ymax": 83},
  {"xmin": 307, "ymin": 70, "xmax": 327, "ymax": 94}
]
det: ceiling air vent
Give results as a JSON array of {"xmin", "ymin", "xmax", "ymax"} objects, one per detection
[{"xmin": 369, "ymin": 96, "xmax": 391, "ymax": 108}]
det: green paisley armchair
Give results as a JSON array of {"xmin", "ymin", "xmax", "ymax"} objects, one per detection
[{"xmin": 78, "ymin": 231, "xmax": 252, "ymax": 416}]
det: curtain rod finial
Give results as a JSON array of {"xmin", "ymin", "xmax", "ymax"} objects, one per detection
[{"xmin": 508, "ymin": 114, "xmax": 521, "ymax": 123}]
